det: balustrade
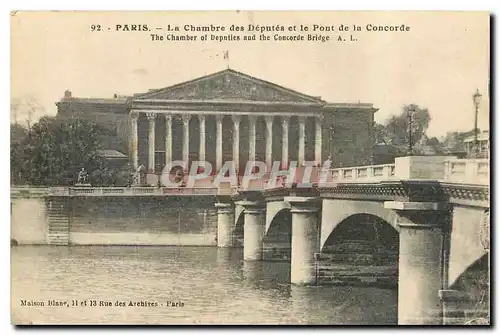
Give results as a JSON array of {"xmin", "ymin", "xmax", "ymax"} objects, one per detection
[
  {"xmin": 10, "ymin": 157, "xmax": 489, "ymax": 198},
  {"xmin": 444, "ymin": 159, "xmax": 489, "ymax": 185},
  {"xmin": 330, "ymin": 163, "xmax": 396, "ymax": 183}
]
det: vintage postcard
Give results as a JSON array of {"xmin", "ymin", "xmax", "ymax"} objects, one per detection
[{"xmin": 10, "ymin": 11, "xmax": 490, "ymax": 325}]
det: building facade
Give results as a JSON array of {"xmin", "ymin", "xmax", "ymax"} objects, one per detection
[
  {"xmin": 464, "ymin": 130, "xmax": 489, "ymax": 159},
  {"xmin": 56, "ymin": 69, "xmax": 378, "ymax": 174}
]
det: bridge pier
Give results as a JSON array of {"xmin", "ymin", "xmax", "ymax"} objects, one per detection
[
  {"xmin": 285, "ymin": 196, "xmax": 321, "ymax": 285},
  {"xmin": 238, "ymin": 201, "xmax": 266, "ymax": 261},
  {"xmin": 386, "ymin": 201, "xmax": 449, "ymax": 325},
  {"xmin": 215, "ymin": 203, "xmax": 234, "ymax": 247}
]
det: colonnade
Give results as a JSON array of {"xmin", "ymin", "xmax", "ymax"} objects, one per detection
[{"xmin": 130, "ymin": 111, "xmax": 325, "ymax": 172}]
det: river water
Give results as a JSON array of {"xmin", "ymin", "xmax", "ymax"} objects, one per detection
[{"xmin": 11, "ymin": 245, "xmax": 397, "ymax": 325}]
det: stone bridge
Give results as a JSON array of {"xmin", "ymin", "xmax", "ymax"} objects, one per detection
[
  {"xmin": 11, "ymin": 156, "xmax": 490, "ymax": 325},
  {"xmin": 215, "ymin": 156, "xmax": 490, "ymax": 325}
]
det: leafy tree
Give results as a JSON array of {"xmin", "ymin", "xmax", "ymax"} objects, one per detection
[
  {"xmin": 374, "ymin": 104, "xmax": 431, "ymax": 156},
  {"xmin": 11, "ymin": 123, "xmax": 27, "ymax": 145},
  {"xmin": 440, "ymin": 130, "xmax": 476, "ymax": 154},
  {"xmin": 420, "ymin": 135, "xmax": 445, "ymax": 155},
  {"xmin": 14, "ymin": 116, "xmax": 119, "ymax": 186},
  {"xmin": 11, "ymin": 123, "xmax": 28, "ymax": 184}
]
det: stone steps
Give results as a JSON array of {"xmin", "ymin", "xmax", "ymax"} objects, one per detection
[{"xmin": 46, "ymin": 199, "xmax": 70, "ymax": 245}]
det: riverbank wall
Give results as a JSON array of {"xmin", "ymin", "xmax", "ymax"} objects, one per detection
[{"xmin": 11, "ymin": 196, "xmax": 218, "ymax": 246}]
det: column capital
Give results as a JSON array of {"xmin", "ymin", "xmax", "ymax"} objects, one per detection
[
  {"xmin": 164, "ymin": 113, "xmax": 172, "ymax": 121},
  {"xmin": 198, "ymin": 114, "xmax": 206, "ymax": 122},
  {"xmin": 284, "ymin": 196, "xmax": 321, "ymax": 213},
  {"xmin": 264, "ymin": 115, "xmax": 274, "ymax": 124},
  {"xmin": 146, "ymin": 112, "xmax": 157, "ymax": 121},
  {"xmin": 248, "ymin": 115, "xmax": 257, "ymax": 125},
  {"xmin": 215, "ymin": 203, "xmax": 234, "ymax": 214},
  {"xmin": 385, "ymin": 201, "xmax": 450, "ymax": 231},
  {"xmin": 316, "ymin": 114, "xmax": 324, "ymax": 122},
  {"xmin": 232, "ymin": 115, "xmax": 241, "ymax": 125},
  {"xmin": 236, "ymin": 201, "xmax": 265, "ymax": 214},
  {"xmin": 215, "ymin": 114, "xmax": 224, "ymax": 122},
  {"xmin": 130, "ymin": 111, "xmax": 140, "ymax": 121},
  {"xmin": 181, "ymin": 114, "xmax": 191, "ymax": 124},
  {"xmin": 298, "ymin": 115, "xmax": 307, "ymax": 123}
]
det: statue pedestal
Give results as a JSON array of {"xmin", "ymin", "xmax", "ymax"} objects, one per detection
[{"xmin": 75, "ymin": 183, "xmax": 92, "ymax": 187}]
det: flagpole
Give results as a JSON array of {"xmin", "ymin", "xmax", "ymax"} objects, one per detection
[{"xmin": 223, "ymin": 50, "xmax": 230, "ymax": 69}]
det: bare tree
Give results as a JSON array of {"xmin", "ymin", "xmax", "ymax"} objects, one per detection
[
  {"xmin": 11, "ymin": 97, "xmax": 21, "ymax": 124},
  {"xmin": 11, "ymin": 95, "xmax": 45, "ymax": 132}
]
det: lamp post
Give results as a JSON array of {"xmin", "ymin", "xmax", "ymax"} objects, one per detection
[
  {"xmin": 328, "ymin": 125, "xmax": 334, "ymax": 162},
  {"xmin": 472, "ymin": 89, "xmax": 482, "ymax": 158},
  {"xmin": 407, "ymin": 106, "xmax": 415, "ymax": 156}
]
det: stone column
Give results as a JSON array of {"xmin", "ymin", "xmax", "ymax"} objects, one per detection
[
  {"xmin": 146, "ymin": 112, "xmax": 156, "ymax": 172},
  {"xmin": 215, "ymin": 203, "xmax": 234, "ymax": 247},
  {"xmin": 315, "ymin": 115, "xmax": 323, "ymax": 165},
  {"xmin": 298, "ymin": 116, "xmax": 306, "ymax": 166},
  {"xmin": 130, "ymin": 112, "xmax": 139, "ymax": 170},
  {"xmin": 238, "ymin": 201, "xmax": 265, "ymax": 261},
  {"xmin": 248, "ymin": 116, "xmax": 257, "ymax": 162},
  {"xmin": 285, "ymin": 196, "xmax": 321, "ymax": 285},
  {"xmin": 182, "ymin": 115, "xmax": 191, "ymax": 165},
  {"xmin": 232, "ymin": 115, "xmax": 241, "ymax": 173},
  {"xmin": 199, "ymin": 115, "xmax": 206, "ymax": 162},
  {"xmin": 265, "ymin": 116, "xmax": 273, "ymax": 168},
  {"xmin": 216, "ymin": 115, "xmax": 223, "ymax": 172},
  {"xmin": 385, "ymin": 201, "xmax": 447, "ymax": 325},
  {"xmin": 282, "ymin": 116, "xmax": 290, "ymax": 169},
  {"xmin": 165, "ymin": 114, "xmax": 172, "ymax": 166}
]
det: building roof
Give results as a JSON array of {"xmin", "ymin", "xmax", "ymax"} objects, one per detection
[
  {"xmin": 132, "ymin": 68, "xmax": 326, "ymax": 105},
  {"xmin": 464, "ymin": 130, "xmax": 489, "ymax": 143},
  {"xmin": 57, "ymin": 69, "xmax": 378, "ymax": 112},
  {"xmin": 97, "ymin": 150, "xmax": 128, "ymax": 159},
  {"xmin": 57, "ymin": 90, "xmax": 129, "ymax": 106}
]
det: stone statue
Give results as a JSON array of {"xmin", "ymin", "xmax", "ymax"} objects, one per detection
[
  {"xmin": 323, "ymin": 156, "xmax": 333, "ymax": 169},
  {"xmin": 77, "ymin": 167, "xmax": 89, "ymax": 185}
]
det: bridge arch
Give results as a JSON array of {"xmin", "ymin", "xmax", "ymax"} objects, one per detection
[
  {"xmin": 232, "ymin": 209, "xmax": 245, "ymax": 247},
  {"xmin": 321, "ymin": 213, "xmax": 399, "ymax": 252},
  {"xmin": 320, "ymin": 212, "xmax": 400, "ymax": 289},
  {"xmin": 262, "ymin": 208, "xmax": 292, "ymax": 261},
  {"xmin": 265, "ymin": 201, "xmax": 291, "ymax": 235},
  {"xmin": 320, "ymin": 199, "xmax": 399, "ymax": 250},
  {"xmin": 234, "ymin": 203, "xmax": 245, "ymax": 228},
  {"xmin": 448, "ymin": 252, "xmax": 490, "ymax": 324}
]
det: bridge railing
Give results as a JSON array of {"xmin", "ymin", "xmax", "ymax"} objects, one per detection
[
  {"xmin": 11, "ymin": 157, "xmax": 489, "ymax": 197},
  {"xmin": 10, "ymin": 186, "xmax": 52, "ymax": 198},
  {"xmin": 443, "ymin": 158, "xmax": 489, "ymax": 185},
  {"xmin": 329, "ymin": 164, "xmax": 396, "ymax": 183},
  {"xmin": 11, "ymin": 186, "xmax": 225, "ymax": 197},
  {"xmin": 67, "ymin": 187, "xmax": 222, "ymax": 196}
]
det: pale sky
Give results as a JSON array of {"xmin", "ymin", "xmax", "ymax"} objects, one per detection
[{"xmin": 11, "ymin": 11, "xmax": 490, "ymax": 137}]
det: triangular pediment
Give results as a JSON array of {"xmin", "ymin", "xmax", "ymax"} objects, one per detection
[{"xmin": 133, "ymin": 69, "xmax": 324, "ymax": 104}]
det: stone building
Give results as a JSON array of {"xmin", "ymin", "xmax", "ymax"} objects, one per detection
[{"xmin": 56, "ymin": 68, "xmax": 377, "ymax": 175}]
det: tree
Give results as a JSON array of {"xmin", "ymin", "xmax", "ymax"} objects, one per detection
[
  {"xmin": 374, "ymin": 104, "xmax": 431, "ymax": 156},
  {"xmin": 11, "ymin": 95, "xmax": 45, "ymax": 132},
  {"xmin": 15, "ymin": 116, "xmax": 117, "ymax": 186},
  {"xmin": 11, "ymin": 123, "xmax": 27, "ymax": 145},
  {"xmin": 440, "ymin": 130, "xmax": 475, "ymax": 154},
  {"xmin": 11, "ymin": 123, "xmax": 28, "ymax": 184}
]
